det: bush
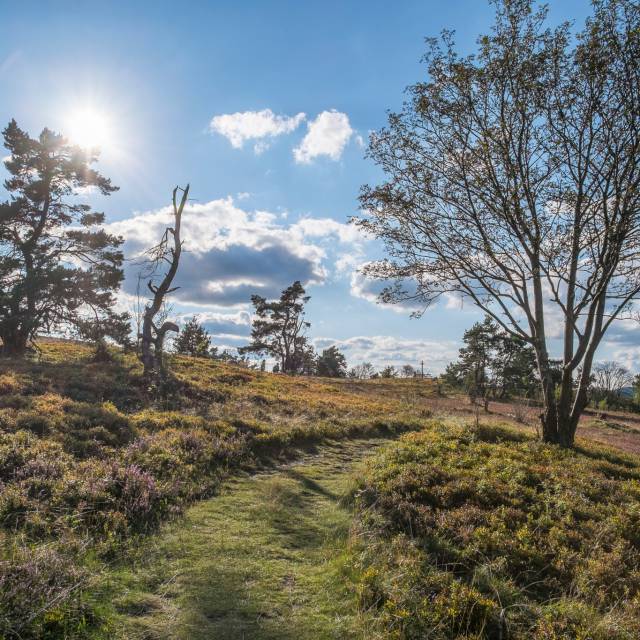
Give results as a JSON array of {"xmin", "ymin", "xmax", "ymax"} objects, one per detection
[
  {"xmin": 0, "ymin": 542, "xmax": 94, "ymax": 639},
  {"xmin": 348, "ymin": 420, "xmax": 640, "ymax": 639}
]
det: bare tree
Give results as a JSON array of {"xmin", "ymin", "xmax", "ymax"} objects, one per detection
[
  {"xmin": 591, "ymin": 361, "xmax": 634, "ymax": 399},
  {"xmin": 140, "ymin": 185, "xmax": 188, "ymax": 379},
  {"xmin": 349, "ymin": 362, "xmax": 375, "ymax": 379},
  {"xmin": 356, "ymin": 0, "xmax": 640, "ymax": 446},
  {"xmin": 402, "ymin": 364, "xmax": 416, "ymax": 378}
]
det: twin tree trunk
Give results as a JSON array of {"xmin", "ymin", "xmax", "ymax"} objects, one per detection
[
  {"xmin": 536, "ymin": 351, "xmax": 591, "ymax": 448},
  {"xmin": 140, "ymin": 185, "xmax": 188, "ymax": 381}
]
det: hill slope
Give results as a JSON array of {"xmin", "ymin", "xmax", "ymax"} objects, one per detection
[
  {"xmin": 0, "ymin": 340, "xmax": 430, "ymax": 639},
  {"xmin": 2, "ymin": 340, "xmax": 640, "ymax": 639}
]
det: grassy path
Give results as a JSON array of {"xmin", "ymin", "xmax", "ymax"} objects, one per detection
[{"xmin": 98, "ymin": 438, "xmax": 388, "ymax": 639}]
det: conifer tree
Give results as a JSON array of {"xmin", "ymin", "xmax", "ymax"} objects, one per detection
[
  {"xmin": 174, "ymin": 316, "xmax": 213, "ymax": 357},
  {"xmin": 241, "ymin": 281, "xmax": 310, "ymax": 374},
  {"xmin": 0, "ymin": 120, "xmax": 128, "ymax": 356}
]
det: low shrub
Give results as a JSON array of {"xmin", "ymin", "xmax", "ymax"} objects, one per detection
[
  {"xmin": 347, "ymin": 420, "xmax": 640, "ymax": 639},
  {"xmin": 0, "ymin": 541, "xmax": 95, "ymax": 640}
]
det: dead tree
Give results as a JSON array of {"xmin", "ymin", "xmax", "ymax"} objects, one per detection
[{"xmin": 140, "ymin": 184, "xmax": 189, "ymax": 379}]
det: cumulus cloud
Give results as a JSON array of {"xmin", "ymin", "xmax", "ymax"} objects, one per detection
[
  {"xmin": 209, "ymin": 109, "xmax": 306, "ymax": 152},
  {"xmin": 107, "ymin": 197, "xmax": 361, "ymax": 308},
  {"xmin": 293, "ymin": 110, "xmax": 353, "ymax": 163},
  {"xmin": 313, "ymin": 335, "xmax": 458, "ymax": 374},
  {"xmin": 350, "ymin": 268, "xmax": 427, "ymax": 314},
  {"xmin": 176, "ymin": 310, "xmax": 252, "ymax": 338}
]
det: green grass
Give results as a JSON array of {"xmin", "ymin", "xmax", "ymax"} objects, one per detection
[{"xmin": 93, "ymin": 438, "xmax": 388, "ymax": 639}]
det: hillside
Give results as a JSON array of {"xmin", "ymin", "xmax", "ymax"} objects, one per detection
[
  {"xmin": 2, "ymin": 340, "xmax": 640, "ymax": 639},
  {"xmin": 0, "ymin": 339, "xmax": 430, "ymax": 639}
]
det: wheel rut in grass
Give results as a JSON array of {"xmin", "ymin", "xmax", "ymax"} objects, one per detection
[{"xmin": 104, "ymin": 437, "xmax": 390, "ymax": 640}]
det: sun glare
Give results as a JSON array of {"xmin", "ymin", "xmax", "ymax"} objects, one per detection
[{"xmin": 66, "ymin": 108, "xmax": 112, "ymax": 150}]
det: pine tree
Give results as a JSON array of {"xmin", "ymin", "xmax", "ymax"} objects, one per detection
[
  {"xmin": 0, "ymin": 120, "xmax": 127, "ymax": 356},
  {"xmin": 174, "ymin": 316, "xmax": 212, "ymax": 357},
  {"xmin": 240, "ymin": 281, "xmax": 310, "ymax": 374},
  {"xmin": 316, "ymin": 345, "xmax": 347, "ymax": 377}
]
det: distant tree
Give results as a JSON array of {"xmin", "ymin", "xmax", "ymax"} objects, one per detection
[
  {"xmin": 445, "ymin": 317, "xmax": 537, "ymax": 409},
  {"xmin": 380, "ymin": 365, "xmax": 398, "ymax": 379},
  {"xmin": 316, "ymin": 345, "xmax": 347, "ymax": 378},
  {"xmin": 0, "ymin": 120, "xmax": 128, "ymax": 356},
  {"xmin": 240, "ymin": 281, "xmax": 310, "ymax": 375},
  {"xmin": 401, "ymin": 364, "xmax": 416, "ymax": 378},
  {"xmin": 294, "ymin": 340, "xmax": 317, "ymax": 376},
  {"xmin": 75, "ymin": 313, "xmax": 133, "ymax": 362},
  {"xmin": 445, "ymin": 318, "xmax": 495, "ymax": 409},
  {"xmin": 356, "ymin": 0, "xmax": 640, "ymax": 447},
  {"xmin": 591, "ymin": 361, "xmax": 633, "ymax": 405},
  {"xmin": 492, "ymin": 334, "xmax": 538, "ymax": 399},
  {"xmin": 349, "ymin": 362, "xmax": 375, "ymax": 379},
  {"xmin": 174, "ymin": 316, "xmax": 212, "ymax": 357},
  {"xmin": 216, "ymin": 349, "xmax": 242, "ymax": 364},
  {"xmin": 260, "ymin": 359, "xmax": 266, "ymax": 372},
  {"xmin": 632, "ymin": 374, "xmax": 640, "ymax": 405},
  {"xmin": 139, "ymin": 185, "xmax": 188, "ymax": 380}
]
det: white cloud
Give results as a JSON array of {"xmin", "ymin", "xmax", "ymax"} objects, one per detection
[
  {"xmin": 349, "ymin": 268, "xmax": 427, "ymax": 314},
  {"xmin": 313, "ymin": 335, "xmax": 458, "ymax": 374},
  {"xmin": 176, "ymin": 310, "xmax": 252, "ymax": 338},
  {"xmin": 209, "ymin": 109, "xmax": 306, "ymax": 151},
  {"xmin": 293, "ymin": 110, "xmax": 353, "ymax": 163},
  {"xmin": 107, "ymin": 197, "xmax": 364, "ymax": 308}
]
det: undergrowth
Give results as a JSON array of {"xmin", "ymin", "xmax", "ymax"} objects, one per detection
[
  {"xmin": 0, "ymin": 339, "xmax": 430, "ymax": 639},
  {"xmin": 347, "ymin": 420, "xmax": 640, "ymax": 639}
]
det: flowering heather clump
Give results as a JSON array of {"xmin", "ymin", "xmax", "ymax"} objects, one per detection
[{"xmin": 0, "ymin": 542, "xmax": 93, "ymax": 639}]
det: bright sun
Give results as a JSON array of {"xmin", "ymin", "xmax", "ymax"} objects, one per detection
[{"xmin": 67, "ymin": 108, "xmax": 111, "ymax": 150}]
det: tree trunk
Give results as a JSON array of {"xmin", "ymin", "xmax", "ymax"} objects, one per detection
[
  {"xmin": 0, "ymin": 326, "xmax": 29, "ymax": 357},
  {"xmin": 539, "ymin": 370, "xmax": 584, "ymax": 447}
]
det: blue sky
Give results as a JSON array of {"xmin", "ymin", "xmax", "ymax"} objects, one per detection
[{"xmin": 5, "ymin": 0, "xmax": 633, "ymax": 373}]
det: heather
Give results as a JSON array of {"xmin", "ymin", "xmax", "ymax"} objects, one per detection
[
  {"xmin": 0, "ymin": 339, "xmax": 427, "ymax": 639},
  {"xmin": 347, "ymin": 421, "xmax": 640, "ymax": 639}
]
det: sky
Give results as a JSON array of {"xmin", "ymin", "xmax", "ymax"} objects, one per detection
[{"xmin": 4, "ymin": 0, "xmax": 636, "ymax": 373}]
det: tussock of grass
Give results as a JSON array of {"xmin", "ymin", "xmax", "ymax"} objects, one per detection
[
  {"xmin": 0, "ymin": 339, "xmax": 430, "ymax": 639},
  {"xmin": 347, "ymin": 420, "xmax": 640, "ymax": 639}
]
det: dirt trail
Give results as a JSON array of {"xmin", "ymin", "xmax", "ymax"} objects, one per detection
[{"xmin": 100, "ymin": 438, "xmax": 389, "ymax": 640}]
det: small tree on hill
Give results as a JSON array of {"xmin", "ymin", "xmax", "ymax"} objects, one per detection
[
  {"xmin": 444, "ymin": 317, "xmax": 495, "ymax": 408},
  {"xmin": 0, "ymin": 120, "xmax": 128, "ymax": 356},
  {"xmin": 380, "ymin": 365, "xmax": 398, "ymax": 379},
  {"xmin": 591, "ymin": 361, "xmax": 633, "ymax": 407},
  {"xmin": 445, "ymin": 317, "xmax": 537, "ymax": 409},
  {"xmin": 317, "ymin": 345, "xmax": 347, "ymax": 377},
  {"xmin": 401, "ymin": 364, "xmax": 416, "ymax": 378},
  {"xmin": 349, "ymin": 362, "xmax": 375, "ymax": 379},
  {"xmin": 240, "ymin": 280, "xmax": 310, "ymax": 375},
  {"xmin": 75, "ymin": 313, "xmax": 133, "ymax": 362},
  {"xmin": 174, "ymin": 316, "xmax": 213, "ymax": 357}
]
